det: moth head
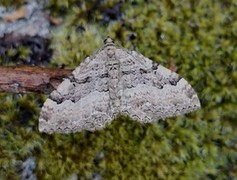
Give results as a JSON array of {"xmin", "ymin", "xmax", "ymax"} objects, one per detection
[{"xmin": 104, "ymin": 36, "xmax": 115, "ymax": 45}]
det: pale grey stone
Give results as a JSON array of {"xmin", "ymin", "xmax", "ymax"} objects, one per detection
[
  {"xmin": 21, "ymin": 157, "xmax": 36, "ymax": 180},
  {"xmin": 0, "ymin": 0, "xmax": 50, "ymax": 38},
  {"xmin": 39, "ymin": 37, "xmax": 201, "ymax": 133}
]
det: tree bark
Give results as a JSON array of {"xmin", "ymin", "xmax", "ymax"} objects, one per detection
[{"xmin": 0, "ymin": 66, "xmax": 72, "ymax": 94}]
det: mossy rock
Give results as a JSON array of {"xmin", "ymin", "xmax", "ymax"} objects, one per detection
[{"xmin": 0, "ymin": 0, "xmax": 237, "ymax": 179}]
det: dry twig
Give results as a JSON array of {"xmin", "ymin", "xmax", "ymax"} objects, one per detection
[{"xmin": 0, "ymin": 66, "xmax": 71, "ymax": 94}]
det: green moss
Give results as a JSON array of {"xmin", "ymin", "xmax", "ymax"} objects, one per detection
[
  {"xmin": 1, "ymin": 0, "xmax": 237, "ymax": 179},
  {"xmin": 0, "ymin": 1, "xmax": 25, "ymax": 8}
]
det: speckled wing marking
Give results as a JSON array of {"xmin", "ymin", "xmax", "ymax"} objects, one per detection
[
  {"xmin": 39, "ymin": 37, "xmax": 200, "ymax": 133},
  {"xmin": 118, "ymin": 49, "xmax": 200, "ymax": 122},
  {"xmin": 39, "ymin": 42, "xmax": 114, "ymax": 133}
]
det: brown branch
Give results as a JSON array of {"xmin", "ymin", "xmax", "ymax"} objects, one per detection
[{"xmin": 0, "ymin": 66, "xmax": 72, "ymax": 94}]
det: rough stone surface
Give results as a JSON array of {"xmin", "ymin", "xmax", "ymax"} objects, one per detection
[
  {"xmin": 0, "ymin": 0, "xmax": 50, "ymax": 38},
  {"xmin": 39, "ymin": 37, "xmax": 200, "ymax": 133},
  {"xmin": 21, "ymin": 157, "xmax": 36, "ymax": 180}
]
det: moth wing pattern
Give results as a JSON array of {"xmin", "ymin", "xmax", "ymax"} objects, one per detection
[
  {"xmin": 39, "ymin": 49, "xmax": 113, "ymax": 133},
  {"xmin": 117, "ymin": 49, "xmax": 200, "ymax": 123},
  {"xmin": 39, "ymin": 37, "xmax": 201, "ymax": 133}
]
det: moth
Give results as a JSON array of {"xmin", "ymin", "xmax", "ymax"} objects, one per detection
[{"xmin": 39, "ymin": 37, "xmax": 200, "ymax": 133}]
